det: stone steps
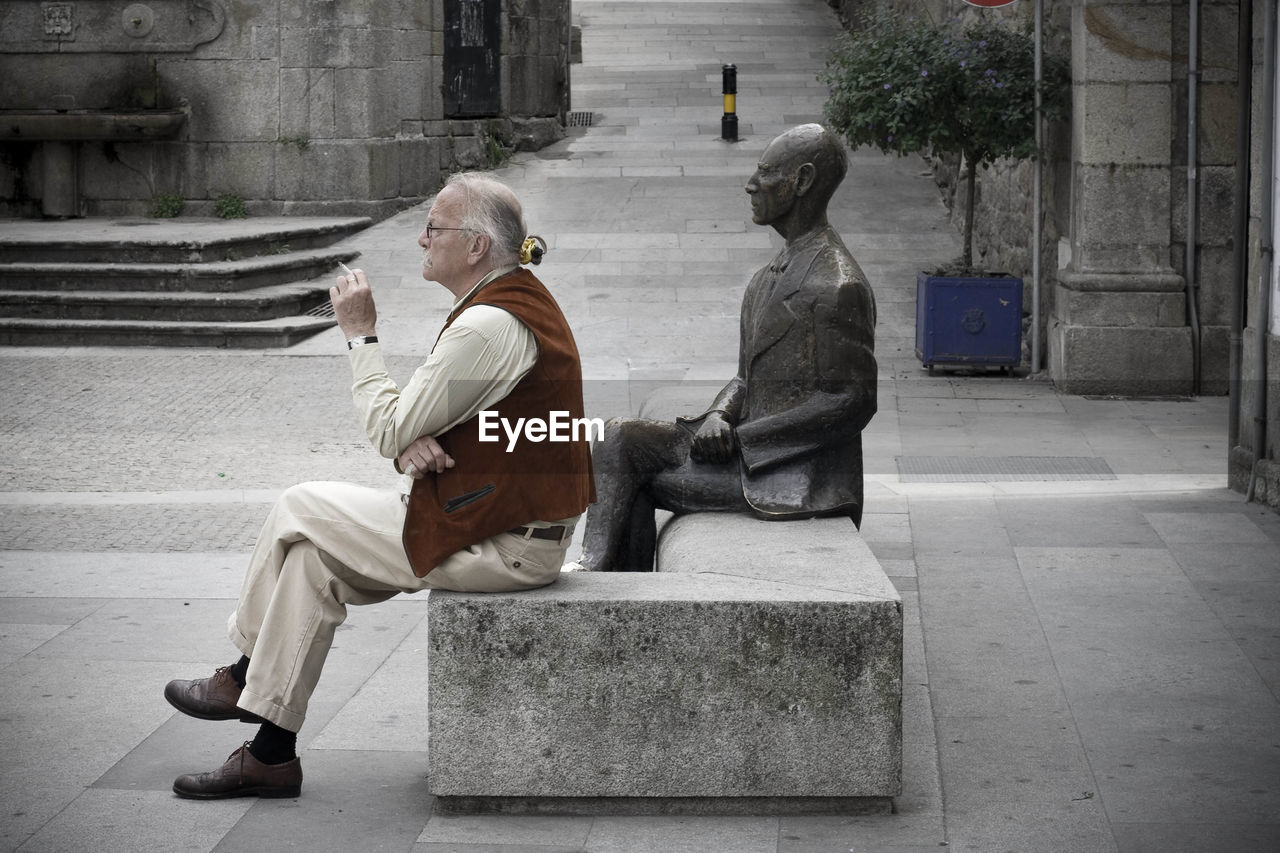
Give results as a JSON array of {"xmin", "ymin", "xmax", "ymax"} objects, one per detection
[
  {"xmin": 0, "ymin": 281, "xmax": 333, "ymax": 322},
  {"xmin": 0, "ymin": 313, "xmax": 338, "ymax": 348},
  {"xmin": 0, "ymin": 217, "xmax": 372, "ymax": 263},
  {"xmin": 0, "ymin": 216, "xmax": 370, "ymax": 346},
  {"xmin": 0, "ymin": 247, "xmax": 359, "ymax": 293}
]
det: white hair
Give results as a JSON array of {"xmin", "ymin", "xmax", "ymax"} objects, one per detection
[{"xmin": 445, "ymin": 172, "xmax": 525, "ymax": 267}]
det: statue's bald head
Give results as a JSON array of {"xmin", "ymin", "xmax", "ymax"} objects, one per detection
[{"xmin": 768, "ymin": 123, "xmax": 847, "ymax": 210}]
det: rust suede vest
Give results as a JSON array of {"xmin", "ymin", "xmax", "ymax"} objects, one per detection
[{"xmin": 402, "ymin": 268, "xmax": 596, "ymax": 576}]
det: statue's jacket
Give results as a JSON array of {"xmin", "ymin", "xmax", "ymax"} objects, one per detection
[{"xmin": 686, "ymin": 225, "xmax": 877, "ymax": 526}]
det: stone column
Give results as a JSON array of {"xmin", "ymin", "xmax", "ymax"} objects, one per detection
[
  {"xmin": 501, "ymin": 0, "xmax": 572, "ymax": 150},
  {"xmin": 1051, "ymin": 0, "xmax": 1193, "ymax": 395}
]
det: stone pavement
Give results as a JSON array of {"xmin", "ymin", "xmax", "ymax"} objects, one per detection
[{"xmin": 1, "ymin": 1, "xmax": 1278, "ymax": 851}]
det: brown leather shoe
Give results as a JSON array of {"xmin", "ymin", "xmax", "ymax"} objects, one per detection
[
  {"xmin": 173, "ymin": 743, "xmax": 302, "ymax": 799},
  {"xmin": 164, "ymin": 666, "xmax": 261, "ymax": 723}
]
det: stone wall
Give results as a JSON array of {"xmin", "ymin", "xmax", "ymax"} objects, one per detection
[
  {"xmin": 1171, "ymin": 0, "xmax": 1247, "ymax": 396},
  {"xmin": 0, "ymin": 0, "xmax": 571, "ymax": 219},
  {"xmin": 1228, "ymin": 0, "xmax": 1280, "ymax": 512}
]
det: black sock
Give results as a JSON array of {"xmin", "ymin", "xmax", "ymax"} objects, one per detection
[
  {"xmin": 228, "ymin": 655, "xmax": 250, "ymax": 688},
  {"xmin": 248, "ymin": 721, "xmax": 297, "ymax": 765}
]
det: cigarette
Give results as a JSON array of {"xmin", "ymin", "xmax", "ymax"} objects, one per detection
[{"xmin": 339, "ymin": 262, "xmax": 355, "ymax": 278}]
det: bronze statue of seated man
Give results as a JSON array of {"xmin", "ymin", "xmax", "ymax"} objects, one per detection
[{"xmin": 576, "ymin": 123, "xmax": 878, "ymax": 571}]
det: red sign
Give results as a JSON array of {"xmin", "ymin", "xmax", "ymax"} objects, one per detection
[{"xmin": 963, "ymin": 0, "xmax": 1019, "ymax": 6}]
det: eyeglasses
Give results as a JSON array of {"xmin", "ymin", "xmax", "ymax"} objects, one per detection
[{"xmin": 423, "ymin": 225, "xmax": 472, "ymax": 240}]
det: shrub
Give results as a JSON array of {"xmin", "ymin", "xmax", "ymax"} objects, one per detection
[
  {"xmin": 149, "ymin": 193, "xmax": 184, "ymax": 218},
  {"xmin": 214, "ymin": 193, "xmax": 249, "ymax": 219},
  {"xmin": 823, "ymin": 9, "xmax": 1069, "ymax": 271},
  {"xmin": 482, "ymin": 130, "xmax": 511, "ymax": 170}
]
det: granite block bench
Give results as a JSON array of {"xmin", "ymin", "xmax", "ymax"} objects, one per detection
[{"xmin": 425, "ymin": 513, "xmax": 903, "ymax": 816}]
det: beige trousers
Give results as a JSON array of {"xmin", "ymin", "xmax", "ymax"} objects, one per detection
[{"xmin": 227, "ymin": 481, "xmax": 569, "ymax": 732}]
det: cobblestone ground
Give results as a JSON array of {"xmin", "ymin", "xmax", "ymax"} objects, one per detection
[
  {"xmin": 0, "ymin": 352, "xmax": 435, "ymax": 551},
  {"xmin": 0, "ymin": 353, "xmax": 440, "ymax": 493},
  {"xmin": 0, "ymin": 504, "xmax": 267, "ymax": 551}
]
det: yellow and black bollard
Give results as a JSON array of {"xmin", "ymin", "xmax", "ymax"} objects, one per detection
[{"xmin": 721, "ymin": 64, "xmax": 738, "ymax": 142}]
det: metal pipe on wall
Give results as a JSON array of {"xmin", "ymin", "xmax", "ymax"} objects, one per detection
[
  {"xmin": 1031, "ymin": 0, "xmax": 1043, "ymax": 374},
  {"xmin": 1247, "ymin": 0, "xmax": 1276, "ymax": 502},
  {"xmin": 1231, "ymin": 0, "xmax": 1254, "ymax": 449},
  {"xmin": 1186, "ymin": 0, "xmax": 1202, "ymax": 396}
]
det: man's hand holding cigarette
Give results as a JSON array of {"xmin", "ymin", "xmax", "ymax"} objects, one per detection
[{"xmin": 330, "ymin": 263, "xmax": 378, "ymax": 339}]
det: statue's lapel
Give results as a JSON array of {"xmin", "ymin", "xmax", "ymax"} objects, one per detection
[{"xmin": 748, "ymin": 242, "xmax": 820, "ymax": 363}]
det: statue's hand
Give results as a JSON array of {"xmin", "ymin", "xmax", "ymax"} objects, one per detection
[{"xmin": 690, "ymin": 411, "xmax": 735, "ymax": 463}]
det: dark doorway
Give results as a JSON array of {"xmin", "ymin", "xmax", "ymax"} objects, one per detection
[{"xmin": 443, "ymin": 0, "xmax": 501, "ymax": 117}]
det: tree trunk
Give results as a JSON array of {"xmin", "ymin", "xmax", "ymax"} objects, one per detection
[{"xmin": 963, "ymin": 152, "xmax": 977, "ymax": 272}]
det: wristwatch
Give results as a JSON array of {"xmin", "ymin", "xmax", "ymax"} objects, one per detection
[{"xmin": 347, "ymin": 335, "xmax": 378, "ymax": 349}]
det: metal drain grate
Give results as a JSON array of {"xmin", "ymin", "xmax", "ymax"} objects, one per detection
[
  {"xmin": 895, "ymin": 456, "xmax": 1117, "ymax": 483},
  {"xmin": 566, "ymin": 111, "xmax": 595, "ymax": 127},
  {"xmin": 305, "ymin": 302, "xmax": 335, "ymax": 318}
]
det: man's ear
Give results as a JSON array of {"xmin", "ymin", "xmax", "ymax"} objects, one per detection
[
  {"xmin": 467, "ymin": 232, "xmax": 491, "ymax": 265},
  {"xmin": 794, "ymin": 162, "xmax": 817, "ymax": 197}
]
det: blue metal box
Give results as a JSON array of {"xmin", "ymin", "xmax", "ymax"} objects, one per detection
[{"xmin": 915, "ymin": 273, "xmax": 1023, "ymax": 371}]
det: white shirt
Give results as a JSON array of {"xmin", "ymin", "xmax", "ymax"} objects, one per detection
[{"xmin": 346, "ymin": 267, "xmax": 538, "ymax": 463}]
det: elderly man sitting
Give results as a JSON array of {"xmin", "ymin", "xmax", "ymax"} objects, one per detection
[{"xmin": 164, "ymin": 173, "xmax": 595, "ymax": 799}]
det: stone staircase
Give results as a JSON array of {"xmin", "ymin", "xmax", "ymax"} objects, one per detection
[{"xmin": 0, "ymin": 216, "xmax": 370, "ymax": 347}]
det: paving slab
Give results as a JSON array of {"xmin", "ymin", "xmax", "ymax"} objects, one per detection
[
  {"xmin": 934, "ymin": 713, "xmax": 1097, "ymax": 808},
  {"xmin": 309, "ymin": 609, "xmax": 432, "ymax": 753},
  {"xmin": 0, "ymin": 658, "xmax": 189, "ymax": 850},
  {"xmin": 418, "ymin": 815, "xmax": 593, "ymax": 849},
  {"xmin": 13, "ymin": 788, "xmax": 252, "ymax": 853},
  {"xmin": 581, "ymin": 815, "xmax": 780, "ymax": 853},
  {"xmin": 996, "ymin": 494, "xmax": 1168, "ymax": 548},
  {"xmin": 213, "ymin": 749, "xmax": 432, "ymax": 853},
  {"xmin": 26, "ymin": 598, "xmax": 238, "ymax": 663},
  {"xmin": 94, "ymin": 713, "xmax": 270, "ymax": 796},
  {"xmin": 775, "ymin": 813, "xmax": 945, "ymax": 852},
  {"xmin": 1109, "ymin": 821, "xmax": 1280, "ymax": 853},
  {"xmin": 0, "ymin": 552, "xmax": 251, "ymax": 598},
  {"xmin": 0, "ymin": 621, "xmax": 65, "ymax": 665},
  {"xmin": 943, "ymin": 801, "xmax": 1119, "ymax": 853}
]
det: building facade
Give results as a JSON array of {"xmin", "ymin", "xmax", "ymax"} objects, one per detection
[
  {"xmin": 0, "ymin": 0, "xmax": 572, "ymax": 219},
  {"xmin": 829, "ymin": 0, "xmax": 1277, "ymax": 510}
]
